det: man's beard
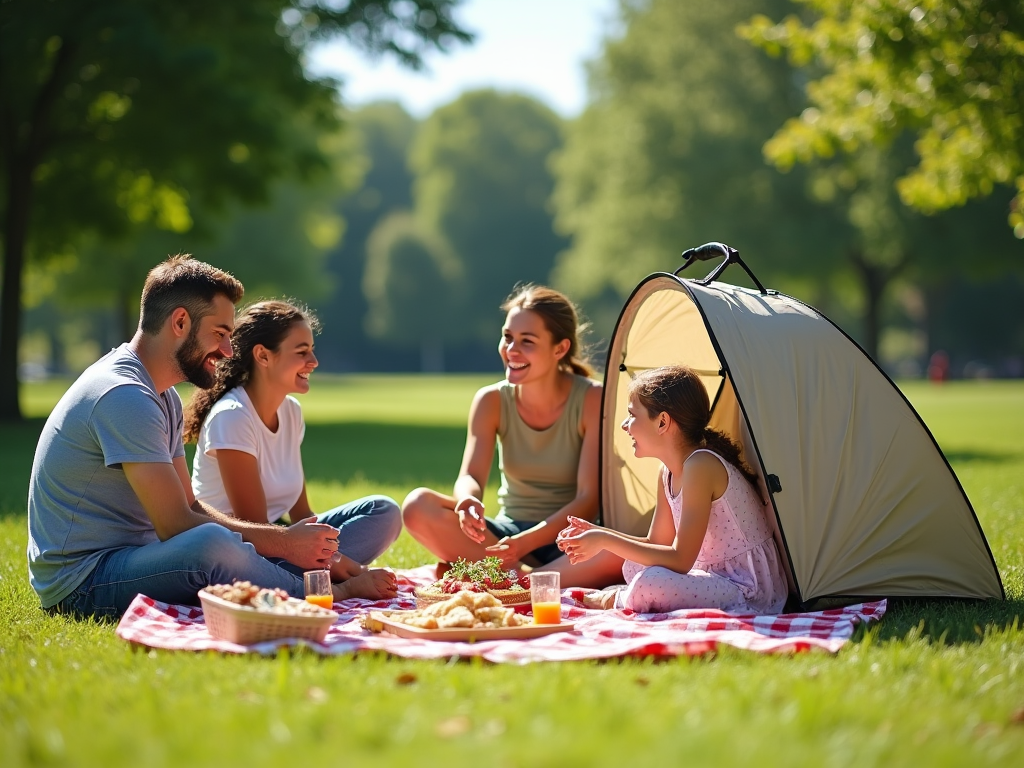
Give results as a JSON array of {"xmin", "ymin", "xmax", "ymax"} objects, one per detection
[{"xmin": 175, "ymin": 327, "xmax": 217, "ymax": 389}]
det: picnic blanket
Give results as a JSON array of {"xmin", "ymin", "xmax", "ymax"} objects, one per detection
[{"xmin": 115, "ymin": 565, "xmax": 886, "ymax": 662}]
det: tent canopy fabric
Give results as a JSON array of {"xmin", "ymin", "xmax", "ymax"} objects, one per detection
[{"xmin": 601, "ymin": 273, "xmax": 1003, "ymax": 606}]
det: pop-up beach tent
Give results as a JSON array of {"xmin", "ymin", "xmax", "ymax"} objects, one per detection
[{"xmin": 601, "ymin": 243, "xmax": 1003, "ymax": 608}]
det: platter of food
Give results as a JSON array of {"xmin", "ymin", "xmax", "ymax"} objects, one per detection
[
  {"xmin": 199, "ymin": 581, "xmax": 338, "ymax": 644},
  {"xmin": 413, "ymin": 557, "xmax": 532, "ymax": 607},
  {"xmin": 362, "ymin": 590, "xmax": 574, "ymax": 643}
]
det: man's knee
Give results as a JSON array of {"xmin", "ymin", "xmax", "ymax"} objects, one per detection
[{"xmin": 185, "ymin": 523, "xmax": 249, "ymax": 567}]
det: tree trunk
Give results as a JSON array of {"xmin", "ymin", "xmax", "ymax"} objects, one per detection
[
  {"xmin": 0, "ymin": 161, "xmax": 33, "ymax": 421},
  {"xmin": 0, "ymin": 37, "xmax": 79, "ymax": 420},
  {"xmin": 0, "ymin": 37, "xmax": 80, "ymax": 420},
  {"xmin": 119, "ymin": 286, "xmax": 134, "ymax": 344},
  {"xmin": 849, "ymin": 250, "xmax": 909, "ymax": 364},
  {"xmin": 420, "ymin": 338, "xmax": 444, "ymax": 373}
]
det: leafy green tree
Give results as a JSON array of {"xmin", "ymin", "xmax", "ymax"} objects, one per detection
[
  {"xmin": 741, "ymin": 0, "xmax": 1024, "ymax": 235},
  {"xmin": 551, "ymin": 0, "xmax": 849, "ymax": 340},
  {"xmin": 316, "ymin": 102, "xmax": 418, "ymax": 371},
  {"xmin": 362, "ymin": 211, "xmax": 461, "ymax": 371},
  {"xmin": 552, "ymin": 0, "xmax": 1021, "ymax": 362},
  {"xmin": 0, "ymin": 0, "xmax": 471, "ymax": 420},
  {"xmin": 410, "ymin": 90, "xmax": 568, "ymax": 345},
  {"xmin": 62, "ymin": 168, "xmax": 355, "ymax": 345}
]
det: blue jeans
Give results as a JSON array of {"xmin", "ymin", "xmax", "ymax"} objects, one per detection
[
  {"xmin": 53, "ymin": 495, "xmax": 401, "ymax": 619},
  {"xmin": 484, "ymin": 516, "xmax": 562, "ymax": 565}
]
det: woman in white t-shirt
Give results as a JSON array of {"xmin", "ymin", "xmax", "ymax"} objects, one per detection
[{"xmin": 184, "ymin": 300, "xmax": 400, "ymax": 600}]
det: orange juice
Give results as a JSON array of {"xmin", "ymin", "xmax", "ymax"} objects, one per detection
[
  {"xmin": 305, "ymin": 594, "xmax": 334, "ymax": 609},
  {"xmin": 532, "ymin": 601, "xmax": 562, "ymax": 625}
]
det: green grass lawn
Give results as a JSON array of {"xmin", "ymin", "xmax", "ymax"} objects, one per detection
[{"xmin": 2, "ymin": 376, "xmax": 1022, "ymax": 767}]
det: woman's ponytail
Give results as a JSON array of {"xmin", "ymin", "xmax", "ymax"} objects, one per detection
[
  {"xmin": 183, "ymin": 358, "xmax": 248, "ymax": 444},
  {"xmin": 501, "ymin": 284, "xmax": 594, "ymax": 379}
]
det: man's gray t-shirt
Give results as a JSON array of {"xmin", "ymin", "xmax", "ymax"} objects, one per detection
[{"xmin": 27, "ymin": 344, "xmax": 185, "ymax": 608}]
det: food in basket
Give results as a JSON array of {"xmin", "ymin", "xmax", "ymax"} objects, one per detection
[
  {"xmin": 203, "ymin": 580, "xmax": 334, "ymax": 617},
  {"xmin": 364, "ymin": 589, "xmax": 530, "ymax": 631},
  {"xmin": 414, "ymin": 557, "xmax": 531, "ymax": 605}
]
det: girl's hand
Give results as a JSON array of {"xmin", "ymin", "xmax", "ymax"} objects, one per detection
[
  {"xmin": 559, "ymin": 529, "xmax": 607, "ymax": 565},
  {"xmin": 556, "ymin": 516, "xmax": 599, "ymax": 551},
  {"xmin": 455, "ymin": 497, "xmax": 487, "ymax": 543},
  {"xmin": 484, "ymin": 535, "xmax": 527, "ymax": 568}
]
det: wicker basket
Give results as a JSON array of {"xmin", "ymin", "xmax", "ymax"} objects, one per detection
[
  {"xmin": 199, "ymin": 590, "xmax": 338, "ymax": 644},
  {"xmin": 413, "ymin": 585, "xmax": 531, "ymax": 609}
]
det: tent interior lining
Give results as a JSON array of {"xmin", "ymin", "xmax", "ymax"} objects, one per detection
[{"xmin": 600, "ymin": 277, "xmax": 798, "ymax": 596}]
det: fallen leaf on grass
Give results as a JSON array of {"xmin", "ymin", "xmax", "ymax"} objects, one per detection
[
  {"xmin": 1010, "ymin": 708, "xmax": 1024, "ymax": 725},
  {"xmin": 635, "ymin": 676, "xmax": 650, "ymax": 687},
  {"xmin": 436, "ymin": 716, "xmax": 471, "ymax": 738},
  {"xmin": 395, "ymin": 672, "xmax": 418, "ymax": 686},
  {"xmin": 306, "ymin": 686, "xmax": 328, "ymax": 702}
]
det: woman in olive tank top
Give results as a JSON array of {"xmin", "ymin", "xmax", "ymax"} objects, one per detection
[{"xmin": 402, "ymin": 285, "xmax": 602, "ymax": 569}]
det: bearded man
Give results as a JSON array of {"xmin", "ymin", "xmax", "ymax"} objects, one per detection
[{"xmin": 27, "ymin": 255, "xmax": 349, "ymax": 617}]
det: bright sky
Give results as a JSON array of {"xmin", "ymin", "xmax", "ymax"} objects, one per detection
[{"xmin": 307, "ymin": 0, "xmax": 620, "ymax": 118}]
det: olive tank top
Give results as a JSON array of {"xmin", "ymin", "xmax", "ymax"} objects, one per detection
[{"xmin": 496, "ymin": 374, "xmax": 592, "ymax": 522}]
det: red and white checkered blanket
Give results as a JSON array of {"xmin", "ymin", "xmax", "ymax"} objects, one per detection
[{"xmin": 115, "ymin": 565, "xmax": 886, "ymax": 662}]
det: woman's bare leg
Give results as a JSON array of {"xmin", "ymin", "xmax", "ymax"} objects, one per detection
[
  {"xmin": 543, "ymin": 550, "xmax": 625, "ymax": 589},
  {"xmin": 401, "ymin": 487, "xmax": 501, "ymax": 563}
]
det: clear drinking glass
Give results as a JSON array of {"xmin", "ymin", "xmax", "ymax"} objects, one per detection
[
  {"xmin": 303, "ymin": 569, "xmax": 333, "ymax": 609},
  {"xmin": 530, "ymin": 571, "xmax": 561, "ymax": 624}
]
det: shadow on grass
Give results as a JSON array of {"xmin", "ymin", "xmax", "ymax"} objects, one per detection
[
  {"xmin": 942, "ymin": 448, "xmax": 1020, "ymax": 464},
  {"xmin": 0, "ymin": 418, "xmax": 46, "ymax": 515},
  {"xmin": 857, "ymin": 597, "xmax": 1024, "ymax": 645},
  {"xmin": 0, "ymin": 419, "xmax": 476, "ymax": 519},
  {"xmin": 301, "ymin": 421, "xmax": 477, "ymax": 490}
]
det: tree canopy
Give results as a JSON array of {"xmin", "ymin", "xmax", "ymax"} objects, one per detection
[
  {"xmin": 551, "ymin": 0, "xmax": 1022, "ymax": 363},
  {"xmin": 316, "ymin": 102, "xmax": 419, "ymax": 372},
  {"xmin": 0, "ymin": 0, "xmax": 471, "ymax": 420},
  {"xmin": 551, "ymin": 0, "xmax": 849, "ymax": 338},
  {"xmin": 409, "ymin": 90, "xmax": 567, "ymax": 345},
  {"xmin": 362, "ymin": 211, "xmax": 461, "ymax": 371},
  {"xmin": 741, "ymin": 0, "xmax": 1024, "ymax": 236}
]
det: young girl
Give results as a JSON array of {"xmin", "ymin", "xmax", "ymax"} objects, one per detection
[
  {"xmin": 558, "ymin": 365, "xmax": 789, "ymax": 614},
  {"xmin": 402, "ymin": 285, "xmax": 602, "ymax": 570},
  {"xmin": 184, "ymin": 300, "xmax": 400, "ymax": 600}
]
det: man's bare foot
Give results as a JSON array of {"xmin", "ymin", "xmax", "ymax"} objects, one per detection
[
  {"xmin": 332, "ymin": 568, "xmax": 398, "ymax": 601},
  {"xmin": 582, "ymin": 588, "xmax": 619, "ymax": 610}
]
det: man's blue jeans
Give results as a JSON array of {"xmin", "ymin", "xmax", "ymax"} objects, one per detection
[{"xmin": 53, "ymin": 495, "xmax": 401, "ymax": 619}]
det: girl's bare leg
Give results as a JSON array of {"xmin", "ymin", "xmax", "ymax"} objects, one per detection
[
  {"xmin": 401, "ymin": 487, "xmax": 501, "ymax": 563},
  {"xmin": 543, "ymin": 550, "xmax": 625, "ymax": 590}
]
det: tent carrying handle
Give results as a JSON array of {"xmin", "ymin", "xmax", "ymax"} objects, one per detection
[{"xmin": 675, "ymin": 242, "xmax": 768, "ymax": 295}]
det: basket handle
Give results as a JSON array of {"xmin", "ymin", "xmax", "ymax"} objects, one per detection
[{"xmin": 674, "ymin": 242, "xmax": 768, "ymax": 294}]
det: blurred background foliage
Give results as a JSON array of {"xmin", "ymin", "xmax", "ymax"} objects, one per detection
[{"xmin": 3, "ymin": 0, "xmax": 1023, "ymax": 421}]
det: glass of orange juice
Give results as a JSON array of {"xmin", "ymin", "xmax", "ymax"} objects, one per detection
[
  {"xmin": 530, "ymin": 571, "xmax": 561, "ymax": 624},
  {"xmin": 303, "ymin": 569, "xmax": 333, "ymax": 609}
]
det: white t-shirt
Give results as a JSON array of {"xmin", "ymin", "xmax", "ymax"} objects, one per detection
[{"xmin": 191, "ymin": 387, "xmax": 305, "ymax": 523}]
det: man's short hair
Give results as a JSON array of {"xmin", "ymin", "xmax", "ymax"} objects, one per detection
[{"xmin": 139, "ymin": 255, "xmax": 244, "ymax": 334}]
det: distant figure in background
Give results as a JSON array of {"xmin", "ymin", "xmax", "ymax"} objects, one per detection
[
  {"xmin": 927, "ymin": 350, "xmax": 950, "ymax": 383},
  {"xmin": 557, "ymin": 365, "xmax": 789, "ymax": 615},
  {"xmin": 27, "ymin": 256, "xmax": 346, "ymax": 618},
  {"xmin": 186, "ymin": 300, "xmax": 400, "ymax": 601},
  {"xmin": 401, "ymin": 285, "xmax": 602, "ymax": 571}
]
